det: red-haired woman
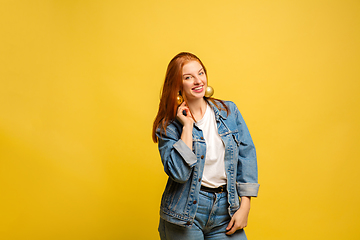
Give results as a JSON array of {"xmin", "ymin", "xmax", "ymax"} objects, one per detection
[{"xmin": 152, "ymin": 52, "xmax": 259, "ymax": 240}]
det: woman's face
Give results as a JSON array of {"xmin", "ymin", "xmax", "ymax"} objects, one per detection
[{"xmin": 181, "ymin": 60, "xmax": 207, "ymax": 101}]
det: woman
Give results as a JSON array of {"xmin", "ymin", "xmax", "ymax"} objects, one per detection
[{"xmin": 152, "ymin": 52, "xmax": 259, "ymax": 239}]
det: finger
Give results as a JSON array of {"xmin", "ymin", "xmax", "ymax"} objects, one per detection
[
  {"xmin": 179, "ymin": 107, "xmax": 190, "ymax": 117},
  {"xmin": 184, "ymin": 107, "xmax": 191, "ymax": 115},
  {"xmin": 226, "ymin": 218, "xmax": 234, "ymax": 230},
  {"xmin": 226, "ymin": 226, "xmax": 236, "ymax": 235},
  {"xmin": 179, "ymin": 101, "xmax": 187, "ymax": 108},
  {"xmin": 226, "ymin": 224, "xmax": 242, "ymax": 235},
  {"xmin": 177, "ymin": 103, "xmax": 187, "ymax": 111},
  {"xmin": 177, "ymin": 105, "xmax": 186, "ymax": 114}
]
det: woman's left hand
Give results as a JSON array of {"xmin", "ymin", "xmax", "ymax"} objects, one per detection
[{"xmin": 226, "ymin": 197, "xmax": 251, "ymax": 235}]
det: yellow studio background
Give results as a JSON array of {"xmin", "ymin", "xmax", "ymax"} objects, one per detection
[{"xmin": 1, "ymin": 0, "xmax": 359, "ymax": 239}]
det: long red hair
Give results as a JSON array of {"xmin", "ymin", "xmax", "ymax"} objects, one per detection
[{"xmin": 152, "ymin": 52, "xmax": 228, "ymax": 143}]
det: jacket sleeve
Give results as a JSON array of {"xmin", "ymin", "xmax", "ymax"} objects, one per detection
[
  {"xmin": 232, "ymin": 102, "xmax": 260, "ymax": 197},
  {"xmin": 157, "ymin": 124, "xmax": 197, "ymax": 183}
]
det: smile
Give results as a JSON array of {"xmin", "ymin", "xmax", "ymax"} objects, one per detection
[{"xmin": 191, "ymin": 85, "xmax": 204, "ymax": 92}]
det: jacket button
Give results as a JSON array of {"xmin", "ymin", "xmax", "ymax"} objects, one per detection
[
  {"xmin": 201, "ymin": 155, "xmax": 204, "ymax": 159},
  {"xmin": 200, "ymin": 137, "xmax": 204, "ymax": 140},
  {"xmin": 198, "ymin": 178, "xmax": 201, "ymax": 182},
  {"xmin": 186, "ymin": 221, "xmax": 191, "ymax": 225},
  {"xmin": 193, "ymin": 200, "xmax": 197, "ymax": 204}
]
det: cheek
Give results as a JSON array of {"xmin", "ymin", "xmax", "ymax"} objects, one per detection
[
  {"xmin": 182, "ymin": 82, "xmax": 190, "ymax": 92},
  {"xmin": 203, "ymin": 77, "xmax": 208, "ymax": 84}
]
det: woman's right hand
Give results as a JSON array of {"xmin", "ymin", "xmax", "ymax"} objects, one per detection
[
  {"xmin": 176, "ymin": 102, "xmax": 194, "ymax": 127},
  {"xmin": 177, "ymin": 102, "xmax": 194, "ymax": 150}
]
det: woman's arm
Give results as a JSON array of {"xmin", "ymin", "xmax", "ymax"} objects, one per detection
[
  {"xmin": 157, "ymin": 102, "xmax": 196, "ymax": 183},
  {"xmin": 232, "ymin": 102, "xmax": 260, "ymax": 197},
  {"xmin": 226, "ymin": 196, "xmax": 251, "ymax": 235},
  {"xmin": 226, "ymin": 102, "xmax": 259, "ymax": 235},
  {"xmin": 177, "ymin": 102, "xmax": 194, "ymax": 149}
]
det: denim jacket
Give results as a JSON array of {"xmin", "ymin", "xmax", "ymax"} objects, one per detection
[{"xmin": 156, "ymin": 100, "xmax": 259, "ymax": 228}]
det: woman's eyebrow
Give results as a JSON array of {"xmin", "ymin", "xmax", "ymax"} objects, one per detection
[{"xmin": 183, "ymin": 68, "xmax": 204, "ymax": 76}]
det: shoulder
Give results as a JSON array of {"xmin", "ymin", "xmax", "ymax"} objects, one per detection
[
  {"xmin": 156, "ymin": 119, "xmax": 183, "ymax": 140},
  {"xmin": 212, "ymin": 99, "xmax": 239, "ymax": 113},
  {"xmin": 222, "ymin": 100, "xmax": 237, "ymax": 109}
]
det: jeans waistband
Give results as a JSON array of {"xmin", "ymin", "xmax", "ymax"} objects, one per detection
[{"xmin": 200, "ymin": 185, "xmax": 227, "ymax": 193}]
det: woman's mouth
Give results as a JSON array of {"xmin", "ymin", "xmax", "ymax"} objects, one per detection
[{"xmin": 192, "ymin": 85, "xmax": 204, "ymax": 93}]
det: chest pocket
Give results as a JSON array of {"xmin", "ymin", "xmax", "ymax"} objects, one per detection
[
  {"xmin": 216, "ymin": 130, "xmax": 237, "ymax": 152},
  {"xmin": 217, "ymin": 117, "xmax": 241, "ymax": 150},
  {"xmin": 192, "ymin": 136, "xmax": 206, "ymax": 154}
]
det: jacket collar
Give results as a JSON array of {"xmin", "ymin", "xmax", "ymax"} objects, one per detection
[{"xmin": 207, "ymin": 99, "xmax": 228, "ymax": 121}]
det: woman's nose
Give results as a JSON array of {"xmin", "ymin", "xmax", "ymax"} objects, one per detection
[{"xmin": 193, "ymin": 76, "xmax": 201, "ymax": 84}]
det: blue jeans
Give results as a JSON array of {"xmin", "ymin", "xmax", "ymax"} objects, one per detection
[{"xmin": 158, "ymin": 190, "xmax": 247, "ymax": 240}]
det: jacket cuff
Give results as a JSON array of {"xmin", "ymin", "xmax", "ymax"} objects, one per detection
[
  {"xmin": 173, "ymin": 139, "xmax": 197, "ymax": 167},
  {"xmin": 237, "ymin": 183, "xmax": 260, "ymax": 197}
]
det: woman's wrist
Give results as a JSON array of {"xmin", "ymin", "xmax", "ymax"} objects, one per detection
[
  {"xmin": 181, "ymin": 125, "xmax": 193, "ymax": 149},
  {"xmin": 183, "ymin": 125, "xmax": 193, "ymax": 134},
  {"xmin": 240, "ymin": 196, "xmax": 251, "ymax": 209}
]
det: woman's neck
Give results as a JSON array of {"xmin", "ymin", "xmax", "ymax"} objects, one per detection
[{"xmin": 187, "ymin": 98, "xmax": 207, "ymax": 122}]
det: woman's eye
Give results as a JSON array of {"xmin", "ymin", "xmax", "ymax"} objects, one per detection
[
  {"xmin": 185, "ymin": 76, "xmax": 191, "ymax": 80},
  {"xmin": 199, "ymin": 72, "xmax": 204, "ymax": 75}
]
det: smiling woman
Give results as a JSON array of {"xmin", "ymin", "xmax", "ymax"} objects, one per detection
[
  {"xmin": 182, "ymin": 61, "xmax": 207, "ymax": 102},
  {"xmin": 152, "ymin": 52, "xmax": 259, "ymax": 240}
]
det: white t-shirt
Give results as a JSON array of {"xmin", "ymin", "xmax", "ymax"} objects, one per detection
[{"xmin": 195, "ymin": 104, "xmax": 227, "ymax": 188}]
